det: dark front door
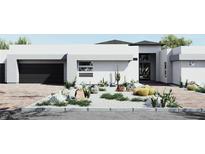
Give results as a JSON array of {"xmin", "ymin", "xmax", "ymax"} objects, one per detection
[
  {"xmin": 0, "ymin": 64, "xmax": 5, "ymax": 83},
  {"xmin": 19, "ymin": 63, "xmax": 64, "ymax": 84},
  {"xmin": 139, "ymin": 63, "xmax": 151, "ymax": 80}
]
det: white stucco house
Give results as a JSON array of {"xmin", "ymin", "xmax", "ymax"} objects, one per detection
[{"xmin": 0, "ymin": 40, "xmax": 204, "ymax": 85}]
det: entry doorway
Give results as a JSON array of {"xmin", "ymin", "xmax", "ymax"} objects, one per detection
[{"xmin": 139, "ymin": 53, "xmax": 156, "ymax": 81}]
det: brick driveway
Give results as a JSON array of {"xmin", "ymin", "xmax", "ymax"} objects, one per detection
[
  {"xmin": 0, "ymin": 84, "xmax": 63, "ymax": 110},
  {"xmin": 150, "ymin": 83, "xmax": 205, "ymax": 108}
]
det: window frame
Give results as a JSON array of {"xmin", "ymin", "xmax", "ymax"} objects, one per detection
[{"xmin": 77, "ymin": 61, "xmax": 94, "ymax": 77}]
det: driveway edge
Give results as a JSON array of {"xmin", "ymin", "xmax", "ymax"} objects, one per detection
[{"xmin": 20, "ymin": 106, "xmax": 205, "ymax": 113}]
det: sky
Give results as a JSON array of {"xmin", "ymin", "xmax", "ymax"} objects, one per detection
[{"xmin": 0, "ymin": 34, "xmax": 205, "ymax": 45}]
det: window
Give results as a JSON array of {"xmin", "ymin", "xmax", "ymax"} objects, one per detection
[
  {"xmin": 164, "ymin": 62, "xmax": 167, "ymax": 69},
  {"xmin": 78, "ymin": 61, "xmax": 93, "ymax": 77},
  {"xmin": 164, "ymin": 62, "xmax": 167, "ymax": 78}
]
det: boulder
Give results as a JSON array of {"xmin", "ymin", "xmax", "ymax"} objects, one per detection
[
  {"xmin": 69, "ymin": 88, "xmax": 77, "ymax": 99},
  {"xmin": 61, "ymin": 88, "xmax": 70, "ymax": 96},
  {"xmin": 75, "ymin": 89, "xmax": 85, "ymax": 100},
  {"xmin": 133, "ymin": 83, "xmax": 143, "ymax": 88},
  {"xmin": 90, "ymin": 85, "xmax": 98, "ymax": 94},
  {"xmin": 146, "ymin": 97, "xmax": 161, "ymax": 107},
  {"xmin": 75, "ymin": 84, "xmax": 83, "ymax": 89},
  {"xmin": 49, "ymin": 92, "xmax": 67, "ymax": 104}
]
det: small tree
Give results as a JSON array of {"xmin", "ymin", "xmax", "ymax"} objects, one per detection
[
  {"xmin": 0, "ymin": 39, "xmax": 9, "ymax": 49},
  {"xmin": 15, "ymin": 37, "xmax": 31, "ymax": 45},
  {"xmin": 160, "ymin": 34, "xmax": 192, "ymax": 49}
]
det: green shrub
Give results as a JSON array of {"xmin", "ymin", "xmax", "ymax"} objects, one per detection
[
  {"xmin": 53, "ymin": 101, "xmax": 68, "ymax": 106},
  {"xmin": 116, "ymin": 96, "xmax": 129, "ymax": 101},
  {"xmin": 100, "ymin": 93, "xmax": 128, "ymax": 101},
  {"xmin": 179, "ymin": 81, "xmax": 183, "ymax": 88},
  {"xmin": 166, "ymin": 102, "xmax": 182, "ymax": 108},
  {"xmin": 36, "ymin": 100, "xmax": 69, "ymax": 106},
  {"xmin": 131, "ymin": 97, "xmax": 147, "ymax": 102},
  {"xmin": 64, "ymin": 77, "xmax": 76, "ymax": 89},
  {"xmin": 68, "ymin": 99, "xmax": 91, "ymax": 106},
  {"xmin": 122, "ymin": 82, "xmax": 129, "ymax": 88},
  {"xmin": 100, "ymin": 93, "xmax": 114, "ymax": 99},
  {"xmin": 185, "ymin": 80, "xmax": 188, "ymax": 88},
  {"xmin": 83, "ymin": 87, "xmax": 91, "ymax": 98},
  {"xmin": 36, "ymin": 101, "xmax": 51, "ymax": 106},
  {"xmin": 151, "ymin": 97, "xmax": 158, "ymax": 107},
  {"xmin": 187, "ymin": 84, "xmax": 198, "ymax": 91},
  {"xmin": 158, "ymin": 89, "xmax": 180, "ymax": 108},
  {"xmin": 64, "ymin": 81, "xmax": 73, "ymax": 89},
  {"xmin": 195, "ymin": 87, "xmax": 205, "ymax": 93},
  {"xmin": 99, "ymin": 78, "xmax": 108, "ymax": 87},
  {"xmin": 99, "ymin": 87, "xmax": 106, "ymax": 91},
  {"xmin": 112, "ymin": 93, "xmax": 124, "ymax": 99}
]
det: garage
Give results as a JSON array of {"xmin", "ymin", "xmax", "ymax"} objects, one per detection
[
  {"xmin": 18, "ymin": 63, "xmax": 64, "ymax": 84},
  {"xmin": 0, "ymin": 64, "xmax": 5, "ymax": 83}
]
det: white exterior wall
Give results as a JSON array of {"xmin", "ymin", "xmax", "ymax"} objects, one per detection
[
  {"xmin": 181, "ymin": 61, "xmax": 205, "ymax": 85},
  {"xmin": 172, "ymin": 47, "xmax": 182, "ymax": 55},
  {"xmin": 76, "ymin": 60, "xmax": 138, "ymax": 84},
  {"xmin": 5, "ymin": 45, "xmax": 138, "ymax": 84},
  {"xmin": 172, "ymin": 61, "xmax": 181, "ymax": 85},
  {"xmin": 170, "ymin": 46, "xmax": 205, "ymax": 85},
  {"xmin": 139, "ymin": 46, "xmax": 161, "ymax": 81},
  {"xmin": 180, "ymin": 46, "xmax": 205, "ymax": 54}
]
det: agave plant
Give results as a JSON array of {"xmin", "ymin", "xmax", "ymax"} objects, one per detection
[{"xmin": 158, "ymin": 89, "xmax": 179, "ymax": 108}]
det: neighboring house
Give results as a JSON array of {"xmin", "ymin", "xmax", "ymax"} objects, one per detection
[{"xmin": 0, "ymin": 40, "xmax": 204, "ymax": 85}]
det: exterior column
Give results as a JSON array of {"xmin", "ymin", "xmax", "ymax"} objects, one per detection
[
  {"xmin": 6, "ymin": 55, "xmax": 19, "ymax": 83},
  {"xmin": 156, "ymin": 52, "xmax": 160, "ymax": 81},
  {"xmin": 66, "ymin": 54, "xmax": 78, "ymax": 82}
]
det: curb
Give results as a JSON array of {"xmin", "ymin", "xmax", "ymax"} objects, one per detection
[{"xmin": 20, "ymin": 106, "xmax": 205, "ymax": 114}]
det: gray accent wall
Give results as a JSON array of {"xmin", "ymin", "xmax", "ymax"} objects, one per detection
[{"xmin": 139, "ymin": 46, "xmax": 161, "ymax": 81}]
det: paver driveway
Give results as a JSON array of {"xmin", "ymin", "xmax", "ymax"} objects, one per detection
[
  {"xmin": 149, "ymin": 82, "xmax": 205, "ymax": 108},
  {"xmin": 0, "ymin": 84, "xmax": 63, "ymax": 110}
]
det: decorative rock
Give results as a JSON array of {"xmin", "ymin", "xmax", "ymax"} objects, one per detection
[
  {"xmin": 75, "ymin": 84, "xmax": 83, "ymax": 89},
  {"xmin": 49, "ymin": 91, "xmax": 67, "ymax": 104},
  {"xmin": 145, "ymin": 97, "xmax": 161, "ymax": 107},
  {"xmin": 133, "ymin": 83, "xmax": 143, "ymax": 88},
  {"xmin": 90, "ymin": 85, "xmax": 98, "ymax": 94},
  {"xmin": 75, "ymin": 89, "xmax": 85, "ymax": 100},
  {"xmin": 61, "ymin": 88, "xmax": 70, "ymax": 96},
  {"xmin": 69, "ymin": 88, "xmax": 76, "ymax": 99}
]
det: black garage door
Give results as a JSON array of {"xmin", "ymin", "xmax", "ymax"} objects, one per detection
[
  {"xmin": 18, "ymin": 63, "xmax": 64, "ymax": 84},
  {"xmin": 0, "ymin": 64, "xmax": 5, "ymax": 83}
]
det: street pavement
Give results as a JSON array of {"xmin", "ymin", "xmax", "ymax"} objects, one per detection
[{"xmin": 8, "ymin": 110, "xmax": 205, "ymax": 120}]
